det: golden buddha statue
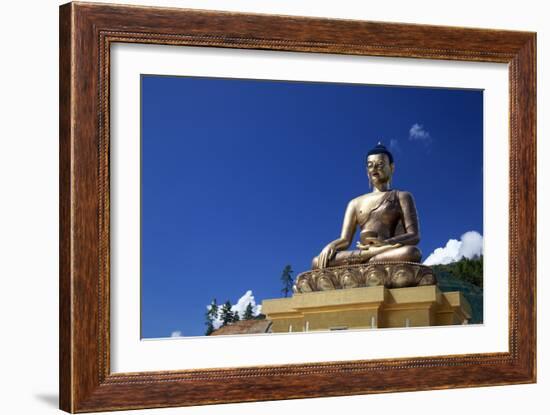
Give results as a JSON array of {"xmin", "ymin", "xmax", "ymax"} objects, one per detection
[{"xmin": 312, "ymin": 142, "xmax": 422, "ymax": 270}]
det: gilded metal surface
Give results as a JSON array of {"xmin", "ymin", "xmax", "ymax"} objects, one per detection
[
  {"xmin": 294, "ymin": 261, "xmax": 436, "ymax": 293},
  {"xmin": 313, "ymin": 145, "xmax": 423, "ymax": 269}
]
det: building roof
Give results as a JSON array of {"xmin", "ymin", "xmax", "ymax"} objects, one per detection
[{"xmin": 210, "ymin": 319, "xmax": 272, "ymax": 336}]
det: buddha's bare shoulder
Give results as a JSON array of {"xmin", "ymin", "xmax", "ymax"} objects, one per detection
[
  {"xmin": 346, "ymin": 193, "xmax": 377, "ymax": 210},
  {"xmin": 349, "ymin": 193, "xmax": 374, "ymax": 204}
]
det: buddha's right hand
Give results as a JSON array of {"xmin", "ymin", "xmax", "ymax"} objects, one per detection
[{"xmin": 318, "ymin": 243, "xmax": 337, "ymax": 269}]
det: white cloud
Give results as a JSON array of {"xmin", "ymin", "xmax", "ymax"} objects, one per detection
[
  {"xmin": 423, "ymin": 231, "xmax": 483, "ymax": 266},
  {"xmin": 170, "ymin": 330, "xmax": 183, "ymax": 337},
  {"xmin": 232, "ymin": 290, "xmax": 262, "ymax": 318},
  {"xmin": 207, "ymin": 290, "xmax": 262, "ymax": 330},
  {"xmin": 409, "ymin": 123, "xmax": 432, "ymax": 143}
]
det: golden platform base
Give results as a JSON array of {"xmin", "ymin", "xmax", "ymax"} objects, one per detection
[{"xmin": 262, "ymin": 285, "xmax": 471, "ymax": 332}]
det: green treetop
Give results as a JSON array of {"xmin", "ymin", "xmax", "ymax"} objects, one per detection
[{"xmin": 280, "ymin": 264, "xmax": 294, "ymax": 298}]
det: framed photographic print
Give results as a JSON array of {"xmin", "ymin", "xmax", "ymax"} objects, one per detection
[{"xmin": 59, "ymin": 2, "xmax": 536, "ymax": 412}]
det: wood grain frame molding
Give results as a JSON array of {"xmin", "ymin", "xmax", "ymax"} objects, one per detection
[{"xmin": 59, "ymin": 2, "xmax": 536, "ymax": 412}]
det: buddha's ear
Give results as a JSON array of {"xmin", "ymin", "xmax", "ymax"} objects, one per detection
[{"xmin": 390, "ymin": 163, "xmax": 395, "ymax": 174}]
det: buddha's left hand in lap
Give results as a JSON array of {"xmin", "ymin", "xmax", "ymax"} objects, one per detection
[{"xmin": 356, "ymin": 238, "xmax": 402, "ymax": 250}]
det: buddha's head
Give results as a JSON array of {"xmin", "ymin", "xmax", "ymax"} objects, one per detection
[{"xmin": 366, "ymin": 142, "xmax": 394, "ymax": 189}]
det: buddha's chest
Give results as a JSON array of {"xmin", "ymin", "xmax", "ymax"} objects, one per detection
[{"xmin": 356, "ymin": 192, "xmax": 401, "ymax": 226}]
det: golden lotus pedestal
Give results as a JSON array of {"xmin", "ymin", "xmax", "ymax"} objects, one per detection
[
  {"xmin": 262, "ymin": 262, "xmax": 471, "ymax": 332},
  {"xmin": 294, "ymin": 261, "xmax": 437, "ymax": 293}
]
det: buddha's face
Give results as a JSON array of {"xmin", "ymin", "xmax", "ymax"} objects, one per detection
[{"xmin": 367, "ymin": 153, "xmax": 394, "ymax": 187}]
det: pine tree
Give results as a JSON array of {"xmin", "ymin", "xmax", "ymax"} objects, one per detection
[
  {"xmin": 204, "ymin": 298, "xmax": 218, "ymax": 335},
  {"xmin": 233, "ymin": 310, "xmax": 240, "ymax": 322},
  {"xmin": 432, "ymin": 255, "xmax": 483, "ymax": 288},
  {"xmin": 220, "ymin": 301, "xmax": 234, "ymax": 326},
  {"xmin": 207, "ymin": 298, "xmax": 218, "ymax": 321},
  {"xmin": 205, "ymin": 321, "xmax": 214, "ymax": 336},
  {"xmin": 280, "ymin": 264, "xmax": 294, "ymax": 297},
  {"xmin": 243, "ymin": 302, "xmax": 254, "ymax": 320}
]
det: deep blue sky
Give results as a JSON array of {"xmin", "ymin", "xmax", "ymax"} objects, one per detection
[{"xmin": 141, "ymin": 75, "xmax": 483, "ymax": 338}]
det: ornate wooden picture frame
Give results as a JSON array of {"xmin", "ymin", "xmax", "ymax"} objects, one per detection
[{"xmin": 59, "ymin": 2, "xmax": 536, "ymax": 412}]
